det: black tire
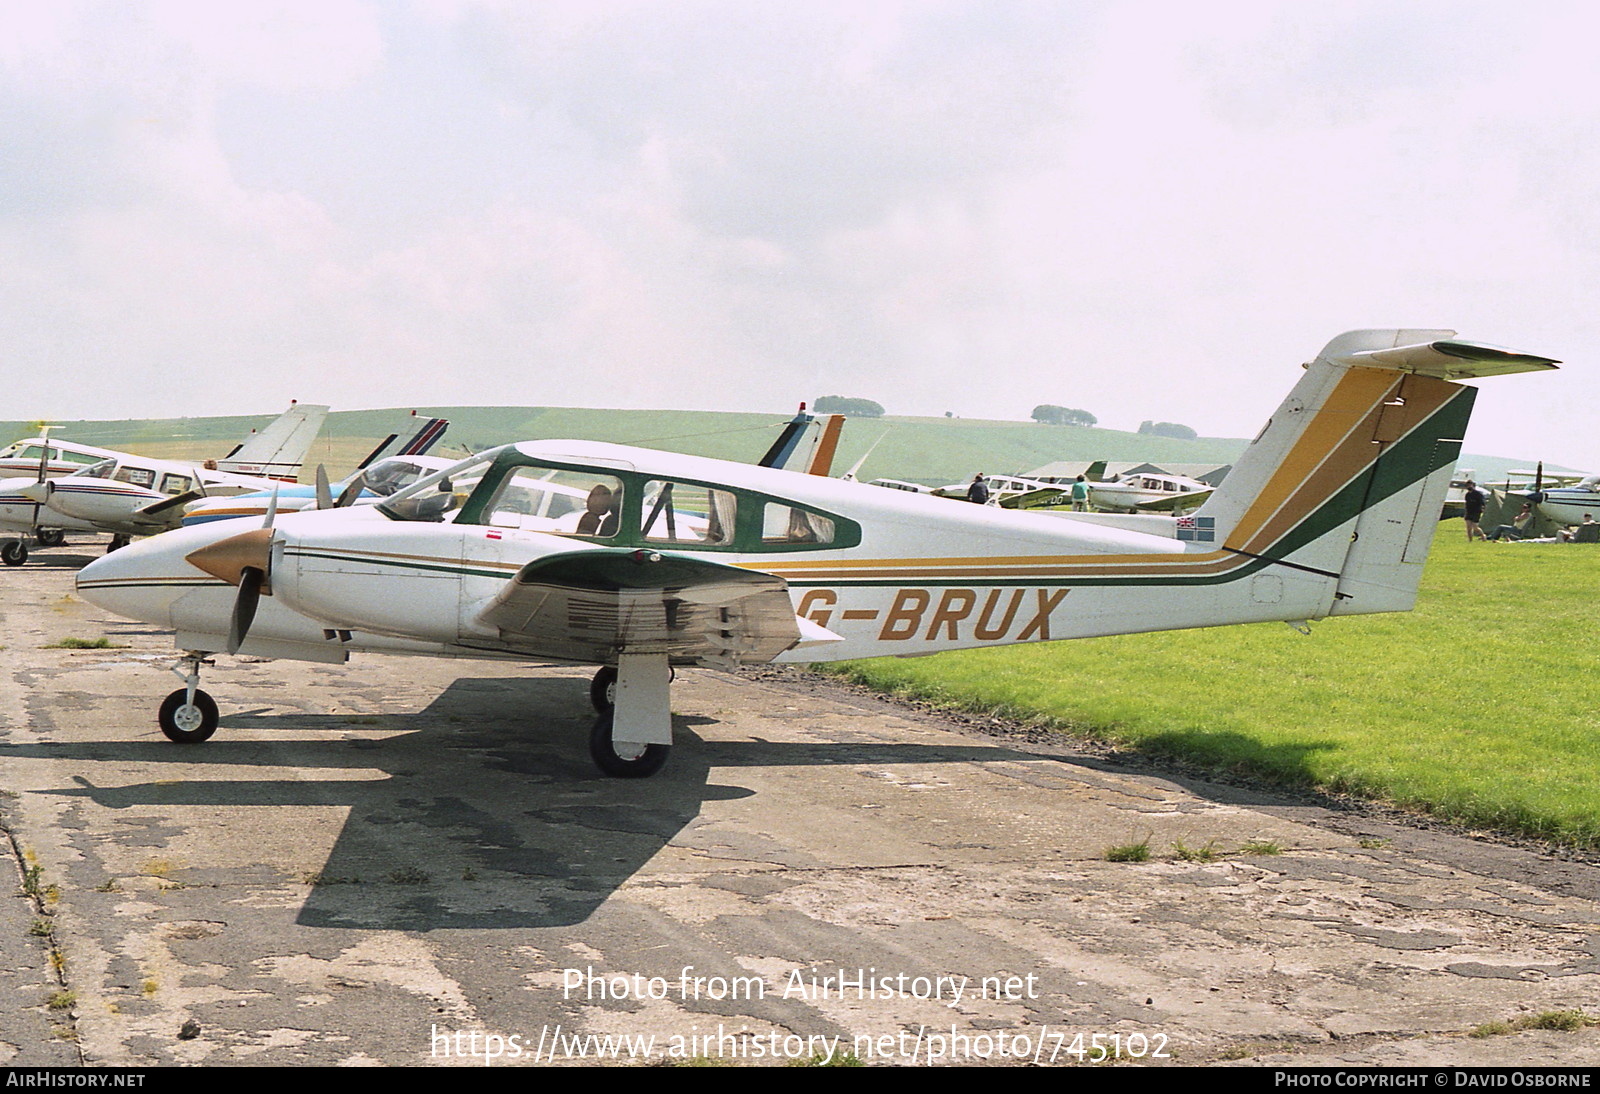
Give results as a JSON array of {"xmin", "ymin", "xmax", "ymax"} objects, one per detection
[
  {"xmin": 1, "ymin": 540, "xmax": 26, "ymax": 567},
  {"xmin": 35, "ymin": 529, "xmax": 65, "ymax": 547},
  {"xmin": 588, "ymin": 664, "xmax": 675, "ymax": 713},
  {"xmin": 589, "ymin": 666, "xmax": 617, "ymax": 713},
  {"xmin": 588, "ymin": 711, "xmax": 669, "ymax": 778},
  {"xmin": 158, "ymin": 688, "xmax": 219, "ymax": 743},
  {"xmin": 107, "ymin": 535, "xmax": 131, "ymax": 554}
]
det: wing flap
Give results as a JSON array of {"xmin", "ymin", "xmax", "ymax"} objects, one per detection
[{"xmin": 474, "ymin": 549, "xmax": 802, "ymax": 666}]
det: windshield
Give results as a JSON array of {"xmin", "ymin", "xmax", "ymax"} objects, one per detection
[
  {"xmin": 362, "ymin": 457, "xmax": 430, "ymax": 497},
  {"xmin": 378, "ymin": 452, "xmax": 495, "ymax": 522}
]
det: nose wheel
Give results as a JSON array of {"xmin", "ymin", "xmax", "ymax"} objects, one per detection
[
  {"xmin": 159, "ymin": 689, "xmax": 218, "ymax": 743},
  {"xmin": 1, "ymin": 539, "xmax": 26, "ymax": 566},
  {"xmin": 159, "ymin": 654, "xmax": 218, "ymax": 742}
]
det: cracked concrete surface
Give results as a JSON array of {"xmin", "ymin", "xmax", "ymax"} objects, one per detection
[{"xmin": 1, "ymin": 541, "xmax": 1598, "ymax": 1066}]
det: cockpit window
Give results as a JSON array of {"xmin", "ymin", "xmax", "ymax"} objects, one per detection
[
  {"xmin": 482, "ymin": 467, "xmax": 625, "ymax": 536},
  {"xmin": 378, "ymin": 453, "xmax": 494, "ymax": 522},
  {"xmin": 78, "ymin": 460, "xmax": 116, "ymax": 480},
  {"xmin": 363, "ymin": 459, "xmax": 428, "ymax": 497}
]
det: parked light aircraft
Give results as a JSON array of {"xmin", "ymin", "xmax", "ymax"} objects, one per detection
[
  {"xmin": 181, "ymin": 415, "xmax": 450, "ymax": 526},
  {"xmin": 1518, "ymin": 476, "xmax": 1600, "ymax": 527},
  {"xmin": 0, "ymin": 436, "xmax": 116, "ymax": 480},
  {"xmin": 1086, "ymin": 470, "xmax": 1214, "ymax": 513},
  {"xmin": 932, "ymin": 474, "xmax": 1067, "ymax": 509},
  {"xmin": 75, "ymin": 330, "xmax": 1555, "ymax": 778},
  {"xmin": 0, "ymin": 403, "xmax": 328, "ymax": 565}
]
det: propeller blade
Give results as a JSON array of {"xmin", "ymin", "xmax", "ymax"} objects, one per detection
[
  {"xmin": 262, "ymin": 487, "xmax": 279, "ymax": 529},
  {"xmin": 35, "ymin": 442, "xmax": 49, "ymax": 484},
  {"xmin": 227, "ymin": 566, "xmax": 265, "ymax": 655},
  {"xmin": 334, "ymin": 471, "xmax": 366, "ymax": 508},
  {"xmin": 315, "ymin": 465, "xmax": 333, "ymax": 510}
]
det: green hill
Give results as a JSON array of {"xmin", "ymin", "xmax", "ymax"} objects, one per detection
[{"xmin": 0, "ymin": 407, "xmax": 1548, "ymax": 487}]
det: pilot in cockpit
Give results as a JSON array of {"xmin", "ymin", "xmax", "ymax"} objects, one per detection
[{"xmin": 576, "ymin": 484, "xmax": 621, "ymax": 537}]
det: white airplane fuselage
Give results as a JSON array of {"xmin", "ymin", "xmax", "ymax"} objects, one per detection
[{"xmin": 71, "ymin": 330, "xmax": 1559, "ymax": 777}]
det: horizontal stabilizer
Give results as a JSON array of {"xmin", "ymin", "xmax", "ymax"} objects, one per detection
[{"xmin": 1335, "ymin": 339, "xmax": 1560, "ymax": 379}]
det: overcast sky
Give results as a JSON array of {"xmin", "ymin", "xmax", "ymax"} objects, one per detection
[{"xmin": 2, "ymin": 1, "xmax": 1595, "ymax": 467}]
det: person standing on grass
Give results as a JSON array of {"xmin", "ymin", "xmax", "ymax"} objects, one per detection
[
  {"xmin": 1463, "ymin": 480, "xmax": 1487, "ymax": 541},
  {"xmin": 1070, "ymin": 475, "xmax": 1091, "ymax": 511}
]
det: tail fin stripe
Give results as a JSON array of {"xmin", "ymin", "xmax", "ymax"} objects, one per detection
[{"xmin": 1232, "ymin": 373, "xmax": 1461, "ymax": 557}]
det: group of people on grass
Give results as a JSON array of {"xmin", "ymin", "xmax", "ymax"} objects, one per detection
[{"xmin": 1462, "ymin": 481, "xmax": 1598, "ymax": 542}]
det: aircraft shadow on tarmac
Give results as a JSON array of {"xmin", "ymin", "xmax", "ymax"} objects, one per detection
[{"xmin": 24, "ymin": 676, "xmax": 1077, "ymax": 932}]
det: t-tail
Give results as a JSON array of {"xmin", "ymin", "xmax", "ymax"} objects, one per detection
[
  {"xmin": 1190, "ymin": 329, "xmax": 1557, "ymax": 618},
  {"xmin": 215, "ymin": 402, "xmax": 331, "ymax": 481}
]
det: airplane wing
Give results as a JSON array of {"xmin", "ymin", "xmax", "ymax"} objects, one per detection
[
  {"xmin": 998, "ymin": 487, "xmax": 1067, "ymax": 510},
  {"xmin": 1135, "ymin": 488, "xmax": 1215, "ymax": 512},
  {"xmin": 132, "ymin": 490, "xmax": 208, "ymax": 527},
  {"xmin": 473, "ymin": 549, "xmax": 807, "ymax": 667}
]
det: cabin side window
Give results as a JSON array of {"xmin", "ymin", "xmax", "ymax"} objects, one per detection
[
  {"xmin": 640, "ymin": 481, "xmax": 736, "ymax": 546},
  {"xmin": 761, "ymin": 503, "xmax": 835, "ymax": 545}
]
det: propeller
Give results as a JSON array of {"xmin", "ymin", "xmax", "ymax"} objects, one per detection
[
  {"xmin": 314, "ymin": 465, "xmax": 333, "ymax": 510},
  {"xmin": 184, "ymin": 490, "xmax": 279, "ymax": 655},
  {"xmin": 228, "ymin": 565, "xmax": 266, "ymax": 654},
  {"xmin": 334, "ymin": 470, "xmax": 366, "ymax": 508}
]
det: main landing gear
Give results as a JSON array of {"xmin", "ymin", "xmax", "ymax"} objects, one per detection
[
  {"xmin": 35, "ymin": 529, "xmax": 65, "ymax": 548},
  {"xmin": 587, "ymin": 655, "xmax": 674, "ymax": 778},
  {"xmin": 107, "ymin": 534, "xmax": 132, "ymax": 553},
  {"xmin": 1, "ymin": 539, "xmax": 26, "ymax": 567},
  {"xmin": 159, "ymin": 654, "xmax": 218, "ymax": 743}
]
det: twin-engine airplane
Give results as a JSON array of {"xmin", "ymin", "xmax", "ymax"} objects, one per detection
[
  {"xmin": 76, "ymin": 330, "xmax": 1555, "ymax": 777},
  {"xmin": 0, "ymin": 403, "xmax": 329, "ymax": 565}
]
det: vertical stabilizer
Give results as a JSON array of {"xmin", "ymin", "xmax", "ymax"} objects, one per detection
[
  {"xmin": 1191, "ymin": 330, "xmax": 1556, "ymax": 617},
  {"xmin": 216, "ymin": 403, "xmax": 330, "ymax": 481}
]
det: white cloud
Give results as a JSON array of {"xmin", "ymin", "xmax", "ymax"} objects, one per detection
[{"xmin": 0, "ymin": 1, "xmax": 1595, "ymax": 467}]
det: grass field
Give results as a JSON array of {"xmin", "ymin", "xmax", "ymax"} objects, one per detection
[{"xmin": 822, "ymin": 527, "xmax": 1600, "ymax": 847}]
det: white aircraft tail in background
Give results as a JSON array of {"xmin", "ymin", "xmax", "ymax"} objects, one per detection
[
  {"xmin": 215, "ymin": 402, "xmax": 330, "ymax": 481},
  {"xmin": 759, "ymin": 405, "xmax": 846, "ymax": 476}
]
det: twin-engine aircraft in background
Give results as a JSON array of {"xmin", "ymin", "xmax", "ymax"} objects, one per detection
[
  {"xmin": 76, "ymin": 330, "xmax": 1556, "ymax": 778},
  {"xmin": 0, "ymin": 402, "xmax": 329, "ymax": 566}
]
